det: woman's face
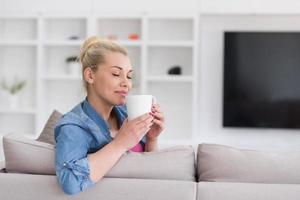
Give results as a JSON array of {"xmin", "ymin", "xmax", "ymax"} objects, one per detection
[{"xmin": 90, "ymin": 52, "xmax": 133, "ymax": 106}]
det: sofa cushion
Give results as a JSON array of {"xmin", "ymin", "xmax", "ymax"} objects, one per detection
[
  {"xmin": 197, "ymin": 143, "xmax": 300, "ymax": 184},
  {"xmin": 0, "ymin": 174, "xmax": 197, "ymax": 200},
  {"xmin": 3, "ymin": 133, "xmax": 196, "ymax": 181},
  {"xmin": 36, "ymin": 110, "xmax": 63, "ymax": 145},
  {"xmin": 197, "ymin": 182, "xmax": 300, "ymax": 200}
]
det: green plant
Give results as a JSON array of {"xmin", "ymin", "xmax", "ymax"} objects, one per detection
[{"xmin": 1, "ymin": 77, "xmax": 27, "ymax": 95}]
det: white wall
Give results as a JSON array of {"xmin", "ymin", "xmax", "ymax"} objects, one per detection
[
  {"xmin": 0, "ymin": 0, "xmax": 198, "ymax": 13},
  {"xmin": 197, "ymin": 15, "xmax": 300, "ymax": 151},
  {"xmin": 2, "ymin": 0, "xmax": 300, "ymax": 13},
  {"xmin": 200, "ymin": 0, "xmax": 300, "ymax": 14}
]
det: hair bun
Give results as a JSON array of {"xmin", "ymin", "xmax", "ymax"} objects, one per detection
[{"xmin": 80, "ymin": 36, "xmax": 102, "ymax": 63}]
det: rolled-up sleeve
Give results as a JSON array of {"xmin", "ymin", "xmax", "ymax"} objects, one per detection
[{"xmin": 55, "ymin": 125, "xmax": 94, "ymax": 195}]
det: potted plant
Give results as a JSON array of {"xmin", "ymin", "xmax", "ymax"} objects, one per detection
[
  {"xmin": 65, "ymin": 56, "xmax": 81, "ymax": 76},
  {"xmin": 1, "ymin": 77, "xmax": 27, "ymax": 109}
]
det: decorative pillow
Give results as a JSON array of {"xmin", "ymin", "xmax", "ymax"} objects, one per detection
[
  {"xmin": 4, "ymin": 133, "xmax": 196, "ymax": 181},
  {"xmin": 197, "ymin": 143, "xmax": 300, "ymax": 184},
  {"xmin": 36, "ymin": 110, "xmax": 63, "ymax": 145}
]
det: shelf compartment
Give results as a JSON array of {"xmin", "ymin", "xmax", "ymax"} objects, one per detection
[
  {"xmin": 97, "ymin": 18, "xmax": 142, "ymax": 41},
  {"xmin": 148, "ymin": 18, "xmax": 193, "ymax": 41},
  {"xmin": 43, "ymin": 46, "xmax": 81, "ymax": 77},
  {"xmin": 147, "ymin": 46, "xmax": 193, "ymax": 76},
  {"xmin": 44, "ymin": 18, "xmax": 87, "ymax": 41},
  {"xmin": 146, "ymin": 75, "xmax": 193, "ymax": 82},
  {"xmin": 116, "ymin": 40, "xmax": 142, "ymax": 46},
  {"xmin": 0, "ymin": 46, "xmax": 37, "ymax": 108},
  {"xmin": 43, "ymin": 40, "xmax": 84, "ymax": 46},
  {"xmin": 147, "ymin": 82, "xmax": 193, "ymax": 140},
  {"xmin": 43, "ymin": 75, "xmax": 82, "ymax": 81},
  {"xmin": 0, "ymin": 40, "xmax": 38, "ymax": 46},
  {"xmin": 147, "ymin": 40, "xmax": 194, "ymax": 47},
  {"xmin": 0, "ymin": 18, "xmax": 37, "ymax": 41}
]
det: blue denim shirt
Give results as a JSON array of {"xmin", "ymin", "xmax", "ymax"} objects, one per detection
[{"xmin": 54, "ymin": 98, "xmax": 146, "ymax": 195}]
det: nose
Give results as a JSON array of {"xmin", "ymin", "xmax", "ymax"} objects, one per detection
[{"xmin": 120, "ymin": 76, "xmax": 129, "ymax": 88}]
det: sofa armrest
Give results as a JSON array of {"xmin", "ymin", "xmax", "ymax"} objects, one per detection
[{"xmin": 3, "ymin": 133, "xmax": 55, "ymax": 174}]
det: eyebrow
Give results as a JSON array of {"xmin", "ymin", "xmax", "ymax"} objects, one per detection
[{"xmin": 111, "ymin": 66, "xmax": 133, "ymax": 72}]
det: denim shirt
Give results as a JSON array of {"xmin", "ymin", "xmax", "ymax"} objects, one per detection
[{"xmin": 54, "ymin": 98, "xmax": 146, "ymax": 195}]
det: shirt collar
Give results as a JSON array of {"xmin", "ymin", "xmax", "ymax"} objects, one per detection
[{"xmin": 82, "ymin": 97, "xmax": 124, "ymax": 132}]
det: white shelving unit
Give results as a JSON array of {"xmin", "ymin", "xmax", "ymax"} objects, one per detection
[
  {"xmin": 0, "ymin": 12, "xmax": 199, "ymax": 149},
  {"xmin": 0, "ymin": 16, "xmax": 38, "ymax": 142}
]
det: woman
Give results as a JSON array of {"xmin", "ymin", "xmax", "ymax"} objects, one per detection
[{"xmin": 54, "ymin": 36, "xmax": 165, "ymax": 195}]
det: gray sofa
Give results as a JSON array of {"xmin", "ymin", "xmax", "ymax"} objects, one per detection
[
  {"xmin": 1, "ymin": 111, "xmax": 300, "ymax": 199},
  {"xmin": 1, "ymin": 135, "xmax": 300, "ymax": 200}
]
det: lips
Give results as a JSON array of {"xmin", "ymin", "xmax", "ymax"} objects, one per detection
[{"xmin": 116, "ymin": 91, "xmax": 128, "ymax": 97}]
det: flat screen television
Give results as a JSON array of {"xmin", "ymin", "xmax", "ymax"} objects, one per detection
[{"xmin": 223, "ymin": 32, "xmax": 300, "ymax": 129}]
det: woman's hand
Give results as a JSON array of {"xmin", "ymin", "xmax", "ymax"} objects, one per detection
[
  {"xmin": 113, "ymin": 113, "xmax": 154, "ymax": 151},
  {"xmin": 146, "ymin": 103, "xmax": 165, "ymax": 141}
]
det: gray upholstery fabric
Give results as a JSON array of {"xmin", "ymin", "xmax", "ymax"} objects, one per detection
[
  {"xmin": 3, "ymin": 133, "xmax": 55, "ymax": 175},
  {"xmin": 197, "ymin": 143, "xmax": 300, "ymax": 184},
  {"xmin": 197, "ymin": 182, "xmax": 300, "ymax": 200},
  {"xmin": 106, "ymin": 145, "xmax": 196, "ymax": 181},
  {"xmin": 0, "ymin": 173, "xmax": 196, "ymax": 200},
  {"xmin": 37, "ymin": 110, "xmax": 62, "ymax": 145},
  {"xmin": 0, "ymin": 160, "xmax": 5, "ymax": 173},
  {"xmin": 3, "ymin": 133, "xmax": 195, "ymax": 181},
  {"xmin": 0, "ymin": 160, "xmax": 5, "ymax": 170}
]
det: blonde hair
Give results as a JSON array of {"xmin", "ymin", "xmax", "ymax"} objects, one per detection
[{"xmin": 79, "ymin": 36, "xmax": 128, "ymax": 91}]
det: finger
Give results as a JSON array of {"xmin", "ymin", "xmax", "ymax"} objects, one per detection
[
  {"xmin": 137, "ymin": 123, "xmax": 153, "ymax": 137},
  {"xmin": 152, "ymin": 106, "xmax": 162, "ymax": 113},
  {"xmin": 152, "ymin": 103, "xmax": 160, "ymax": 108},
  {"xmin": 136, "ymin": 114, "xmax": 154, "ymax": 125},
  {"xmin": 151, "ymin": 107, "xmax": 164, "ymax": 118},
  {"xmin": 136, "ymin": 116, "xmax": 154, "ymax": 128},
  {"xmin": 153, "ymin": 112, "xmax": 164, "ymax": 121},
  {"xmin": 152, "ymin": 119, "xmax": 164, "ymax": 129},
  {"xmin": 151, "ymin": 103, "xmax": 159, "ymax": 109},
  {"xmin": 131, "ymin": 113, "xmax": 151, "ymax": 123}
]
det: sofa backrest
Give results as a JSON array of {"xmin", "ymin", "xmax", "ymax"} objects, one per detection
[
  {"xmin": 197, "ymin": 143, "xmax": 300, "ymax": 184},
  {"xmin": 3, "ymin": 133, "xmax": 196, "ymax": 181}
]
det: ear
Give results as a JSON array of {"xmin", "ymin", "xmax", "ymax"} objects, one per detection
[{"xmin": 83, "ymin": 67, "xmax": 94, "ymax": 84}]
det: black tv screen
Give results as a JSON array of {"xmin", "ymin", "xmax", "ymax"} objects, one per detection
[{"xmin": 223, "ymin": 32, "xmax": 300, "ymax": 129}]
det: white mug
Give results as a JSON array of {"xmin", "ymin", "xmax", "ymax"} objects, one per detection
[{"xmin": 126, "ymin": 95, "xmax": 155, "ymax": 120}]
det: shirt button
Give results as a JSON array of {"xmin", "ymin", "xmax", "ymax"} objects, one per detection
[{"xmin": 63, "ymin": 162, "xmax": 67, "ymax": 167}]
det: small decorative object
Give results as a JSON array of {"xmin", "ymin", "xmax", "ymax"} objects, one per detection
[
  {"xmin": 1, "ymin": 77, "xmax": 27, "ymax": 109},
  {"xmin": 128, "ymin": 33, "xmax": 139, "ymax": 40},
  {"xmin": 68, "ymin": 35, "xmax": 80, "ymax": 40},
  {"xmin": 65, "ymin": 56, "xmax": 81, "ymax": 76},
  {"xmin": 107, "ymin": 34, "xmax": 118, "ymax": 40},
  {"xmin": 167, "ymin": 65, "xmax": 182, "ymax": 75}
]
